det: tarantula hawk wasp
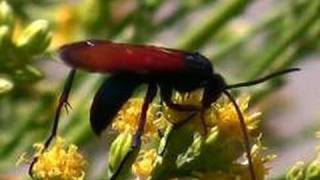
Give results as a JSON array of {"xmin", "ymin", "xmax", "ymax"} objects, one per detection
[{"xmin": 29, "ymin": 40, "xmax": 300, "ymax": 180}]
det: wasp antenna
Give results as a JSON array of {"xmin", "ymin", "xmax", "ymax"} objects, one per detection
[
  {"xmin": 225, "ymin": 68, "xmax": 300, "ymax": 89},
  {"xmin": 222, "ymin": 90, "xmax": 256, "ymax": 180}
]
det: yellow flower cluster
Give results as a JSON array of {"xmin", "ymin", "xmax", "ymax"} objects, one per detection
[
  {"xmin": 213, "ymin": 95, "xmax": 261, "ymax": 140},
  {"xmin": 111, "ymin": 91, "xmax": 265, "ymax": 178},
  {"xmin": 132, "ymin": 149, "xmax": 158, "ymax": 180},
  {"xmin": 163, "ymin": 89, "xmax": 203, "ymax": 124},
  {"xmin": 162, "ymin": 90, "xmax": 208, "ymax": 133},
  {"xmin": 52, "ymin": 5, "xmax": 79, "ymax": 47},
  {"xmin": 31, "ymin": 137, "xmax": 86, "ymax": 180},
  {"xmin": 112, "ymin": 98, "xmax": 160, "ymax": 142}
]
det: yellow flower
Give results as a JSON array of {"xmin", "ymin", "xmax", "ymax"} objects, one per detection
[
  {"xmin": 111, "ymin": 92, "xmax": 264, "ymax": 179},
  {"xmin": 113, "ymin": 92, "xmax": 260, "ymax": 140},
  {"xmin": 31, "ymin": 137, "xmax": 87, "ymax": 180},
  {"xmin": 112, "ymin": 90, "xmax": 206, "ymax": 139},
  {"xmin": 52, "ymin": 5, "xmax": 79, "ymax": 48},
  {"xmin": 162, "ymin": 90, "xmax": 212, "ymax": 134},
  {"xmin": 132, "ymin": 149, "xmax": 157, "ymax": 180},
  {"xmin": 214, "ymin": 95, "xmax": 261, "ymax": 140},
  {"xmin": 162, "ymin": 92, "xmax": 260, "ymax": 137},
  {"xmin": 112, "ymin": 98, "xmax": 160, "ymax": 142},
  {"xmin": 162, "ymin": 89, "xmax": 203, "ymax": 125}
]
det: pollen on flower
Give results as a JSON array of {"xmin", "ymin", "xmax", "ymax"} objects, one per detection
[
  {"xmin": 31, "ymin": 137, "xmax": 86, "ymax": 180},
  {"xmin": 112, "ymin": 98, "xmax": 160, "ymax": 142},
  {"xmin": 162, "ymin": 90, "xmax": 211, "ymax": 133},
  {"xmin": 214, "ymin": 95, "xmax": 261, "ymax": 140},
  {"xmin": 163, "ymin": 90, "xmax": 203, "ymax": 125},
  {"xmin": 132, "ymin": 149, "xmax": 157, "ymax": 179}
]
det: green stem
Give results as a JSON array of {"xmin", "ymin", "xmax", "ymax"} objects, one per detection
[
  {"xmin": 64, "ymin": 113, "xmax": 93, "ymax": 145},
  {"xmin": 252, "ymin": 21, "xmax": 320, "ymax": 102},
  {"xmin": 157, "ymin": 1, "xmax": 216, "ymax": 32},
  {"xmin": 210, "ymin": 12, "xmax": 282, "ymax": 61},
  {"xmin": 245, "ymin": 0, "xmax": 320, "ymax": 79},
  {"xmin": 176, "ymin": 0, "xmax": 252, "ymax": 50},
  {"xmin": 0, "ymin": 94, "xmax": 53, "ymax": 157}
]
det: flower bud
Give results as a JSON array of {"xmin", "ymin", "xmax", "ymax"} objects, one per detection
[
  {"xmin": 0, "ymin": 77, "xmax": 13, "ymax": 94},
  {"xmin": 286, "ymin": 161, "xmax": 305, "ymax": 180},
  {"xmin": 13, "ymin": 65, "xmax": 43, "ymax": 83},
  {"xmin": 306, "ymin": 160, "xmax": 320, "ymax": 180},
  {"xmin": 16, "ymin": 20, "xmax": 51, "ymax": 55},
  {"xmin": 108, "ymin": 132, "xmax": 139, "ymax": 179},
  {"xmin": 0, "ymin": 1, "xmax": 14, "ymax": 28}
]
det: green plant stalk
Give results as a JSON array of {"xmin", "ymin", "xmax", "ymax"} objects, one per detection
[
  {"xmin": 129, "ymin": 0, "xmax": 168, "ymax": 43},
  {"xmin": 108, "ymin": 1, "xmax": 164, "ymax": 41},
  {"xmin": 156, "ymin": 1, "xmax": 215, "ymax": 35},
  {"xmin": 1, "ymin": 82, "xmax": 97, "ymax": 165},
  {"xmin": 85, "ymin": 1, "xmax": 111, "ymax": 36},
  {"xmin": 0, "ymin": 75, "xmax": 97, "ymax": 158},
  {"xmin": 0, "ymin": 77, "xmax": 101, "ymax": 169},
  {"xmin": 251, "ymin": 16, "xmax": 320, "ymax": 102},
  {"xmin": 0, "ymin": 133, "xmax": 39, "ymax": 172},
  {"xmin": 250, "ymin": 45, "xmax": 301, "ymax": 103},
  {"xmin": 210, "ymin": 12, "xmax": 282, "ymax": 61},
  {"xmin": 108, "ymin": 14, "xmax": 136, "ymax": 39},
  {"xmin": 64, "ymin": 113, "xmax": 93, "ymax": 145},
  {"xmin": 0, "ymin": 95, "xmax": 53, "ymax": 157},
  {"xmin": 157, "ymin": 6, "xmax": 190, "ymax": 31},
  {"xmin": 176, "ymin": 0, "xmax": 252, "ymax": 50},
  {"xmin": 130, "ymin": 5, "xmax": 155, "ymax": 43},
  {"xmin": 245, "ymin": 0, "xmax": 320, "ymax": 79}
]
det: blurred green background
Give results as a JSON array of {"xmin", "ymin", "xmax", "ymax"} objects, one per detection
[{"xmin": 0, "ymin": 0, "xmax": 319, "ymax": 179}]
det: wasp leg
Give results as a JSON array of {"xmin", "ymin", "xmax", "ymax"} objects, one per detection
[
  {"xmin": 29, "ymin": 69, "xmax": 76, "ymax": 177},
  {"xmin": 110, "ymin": 83, "xmax": 157, "ymax": 180}
]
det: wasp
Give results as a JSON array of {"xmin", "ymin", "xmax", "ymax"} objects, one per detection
[{"xmin": 30, "ymin": 40, "xmax": 299, "ymax": 180}]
